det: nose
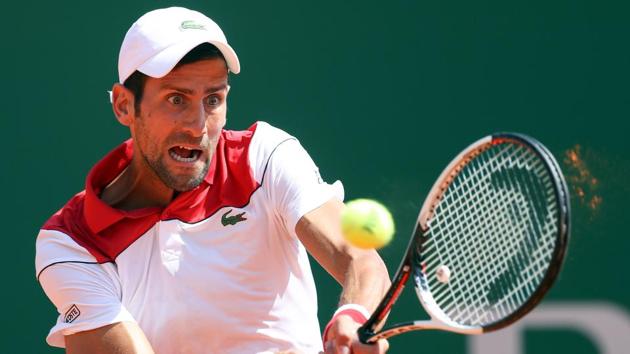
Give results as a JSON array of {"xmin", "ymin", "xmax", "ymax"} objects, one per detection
[{"xmin": 181, "ymin": 101, "xmax": 208, "ymax": 138}]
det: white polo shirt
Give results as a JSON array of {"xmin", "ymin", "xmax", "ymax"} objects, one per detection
[{"xmin": 35, "ymin": 122, "xmax": 343, "ymax": 353}]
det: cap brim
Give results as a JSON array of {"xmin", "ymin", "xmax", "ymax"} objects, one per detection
[{"xmin": 134, "ymin": 38, "xmax": 240, "ymax": 81}]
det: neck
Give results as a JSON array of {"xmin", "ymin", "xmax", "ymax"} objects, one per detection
[{"xmin": 100, "ymin": 155, "xmax": 174, "ymax": 210}]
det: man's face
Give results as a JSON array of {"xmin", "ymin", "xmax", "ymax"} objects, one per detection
[{"xmin": 130, "ymin": 58, "xmax": 229, "ymax": 192}]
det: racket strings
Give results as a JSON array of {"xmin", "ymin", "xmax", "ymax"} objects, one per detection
[
  {"xmin": 434, "ymin": 151, "xmax": 540, "ymax": 322},
  {"xmin": 451, "ymin": 149, "xmax": 555, "ymax": 322},
  {"xmin": 427, "ymin": 147, "xmax": 533, "ymax": 312},
  {"xmin": 455, "ymin": 147, "xmax": 555, "ymax": 321},
  {"xmin": 421, "ymin": 142, "xmax": 559, "ymax": 327}
]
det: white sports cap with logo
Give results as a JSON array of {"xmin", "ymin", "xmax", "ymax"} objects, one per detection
[{"xmin": 118, "ymin": 7, "xmax": 240, "ymax": 84}]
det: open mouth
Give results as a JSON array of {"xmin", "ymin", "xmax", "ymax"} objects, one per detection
[{"xmin": 169, "ymin": 146, "xmax": 202, "ymax": 163}]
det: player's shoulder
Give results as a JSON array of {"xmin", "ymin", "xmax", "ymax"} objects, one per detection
[
  {"xmin": 251, "ymin": 121, "xmax": 295, "ymax": 141},
  {"xmin": 223, "ymin": 121, "xmax": 295, "ymax": 147},
  {"xmin": 249, "ymin": 121, "xmax": 298, "ymax": 156},
  {"xmin": 36, "ymin": 191, "xmax": 101, "ymax": 279},
  {"xmin": 223, "ymin": 121, "xmax": 298, "ymax": 181},
  {"xmin": 41, "ymin": 190, "xmax": 86, "ymax": 234}
]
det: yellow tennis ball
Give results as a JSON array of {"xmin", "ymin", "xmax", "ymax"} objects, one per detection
[{"xmin": 341, "ymin": 199, "xmax": 395, "ymax": 249}]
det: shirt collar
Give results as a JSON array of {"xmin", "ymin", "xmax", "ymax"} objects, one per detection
[{"xmin": 83, "ymin": 137, "xmax": 220, "ymax": 234}]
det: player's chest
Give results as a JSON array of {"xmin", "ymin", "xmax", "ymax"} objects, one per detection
[{"xmin": 113, "ymin": 203, "xmax": 279, "ymax": 291}]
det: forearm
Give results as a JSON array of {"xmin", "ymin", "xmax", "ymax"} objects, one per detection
[
  {"xmin": 296, "ymin": 199, "xmax": 391, "ymax": 353},
  {"xmin": 323, "ymin": 248, "xmax": 391, "ymax": 354},
  {"xmin": 65, "ymin": 322, "xmax": 154, "ymax": 354},
  {"xmin": 337, "ymin": 249, "xmax": 390, "ymax": 312}
]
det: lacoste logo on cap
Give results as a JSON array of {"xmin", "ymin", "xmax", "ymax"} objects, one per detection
[
  {"xmin": 180, "ymin": 20, "xmax": 206, "ymax": 31},
  {"xmin": 221, "ymin": 209, "xmax": 247, "ymax": 226},
  {"xmin": 64, "ymin": 304, "xmax": 80, "ymax": 323}
]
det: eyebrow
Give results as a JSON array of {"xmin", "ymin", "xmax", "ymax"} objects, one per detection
[{"xmin": 159, "ymin": 83, "xmax": 228, "ymax": 95}]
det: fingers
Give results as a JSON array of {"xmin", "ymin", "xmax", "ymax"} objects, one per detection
[
  {"xmin": 352, "ymin": 338, "xmax": 389, "ymax": 354},
  {"xmin": 324, "ymin": 315, "xmax": 389, "ymax": 354},
  {"xmin": 324, "ymin": 339, "xmax": 389, "ymax": 354},
  {"xmin": 324, "ymin": 339, "xmax": 350, "ymax": 354},
  {"xmin": 324, "ymin": 342, "xmax": 351, "ymax": 354}
]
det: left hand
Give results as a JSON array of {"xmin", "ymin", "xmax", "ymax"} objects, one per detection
[{"xmin": 323, "ymin": 315, "xmax": 389, "ymax": 354}]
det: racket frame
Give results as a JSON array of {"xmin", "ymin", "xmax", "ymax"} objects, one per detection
[{"xmin": 358, "ymin": 133, "xmax": 570, "ymax": 343}]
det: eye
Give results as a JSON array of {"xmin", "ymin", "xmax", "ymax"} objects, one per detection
[
  {"xmin": 206, "ymin": 95, "xmax": 221, "ymax": 106},
  {"xmin": 167, "ymin": 95, "xmax": 184, "ymax": 105}
]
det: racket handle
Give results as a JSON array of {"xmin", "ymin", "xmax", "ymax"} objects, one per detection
[
  {"xmin": 358, "ymin": 315, "xmax": 385, "ymax": 344},
  {"xmin": 357, "ymin": 324, "xmax": 376, "ymax": 344}
]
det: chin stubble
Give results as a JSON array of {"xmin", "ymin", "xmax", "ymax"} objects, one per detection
[{"xmin": 142, "ymin": 150, "xmax": 210, "ymax": 192}]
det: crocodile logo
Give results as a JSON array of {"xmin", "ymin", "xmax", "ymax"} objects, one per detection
[
  {"xmin": 180, "ymin": 20, "xmax": 206, "ymax": 31},
  {"xmin": 221, "ymin": 209, "xmax": 247, "ymax": 226}
]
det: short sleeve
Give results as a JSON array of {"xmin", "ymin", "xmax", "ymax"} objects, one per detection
[
  {"xmin": 36, "ymin": 230, "xmax": 136, "ymax": 348},
  {"xmin": 264, "ymin": 138, "xmax": 344, "ymax": 236}
]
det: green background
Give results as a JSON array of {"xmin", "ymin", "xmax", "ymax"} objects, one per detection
[{"xmin": 3, "ymin": 0, "xmax": 629, "ymax": 353}]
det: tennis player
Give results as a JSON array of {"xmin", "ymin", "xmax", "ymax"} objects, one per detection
[{"xmin": 35, "ymin": 7, "xmax": 390, "ymax": 354}]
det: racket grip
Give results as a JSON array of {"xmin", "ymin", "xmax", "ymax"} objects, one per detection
[
  {"xmin": 358, "ymin": 315, "xmax": 385, "ymax": 344},
  {"xmin": 357, "ymin": 324, "xmax": 376, "ymax": 344}
]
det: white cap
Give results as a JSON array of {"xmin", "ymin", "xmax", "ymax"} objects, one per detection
[{"xmin": 118, "ymin": 7, "xmax": 240, "ymax": 84}]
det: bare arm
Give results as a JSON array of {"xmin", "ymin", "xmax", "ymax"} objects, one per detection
[
  {"xmin": 65, "ymin": 322, "xmax": 154, "ymax": 354},
  {"xmin": 296, "ymin": 198, "xmax": 390, "ymax": 353}
]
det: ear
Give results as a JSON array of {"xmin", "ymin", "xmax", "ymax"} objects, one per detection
[{"xmin": 111, "ymin": 83, "xmax": 136, "ymax": 126}]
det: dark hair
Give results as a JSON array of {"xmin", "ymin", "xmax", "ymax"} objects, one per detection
[{"xmin": 123, "ymin": 43, "xmax": 227, "ymax": 113}]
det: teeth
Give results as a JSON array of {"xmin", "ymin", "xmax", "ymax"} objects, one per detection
[{"xmin": 169, "ymin": 149, "xmax": 199, "ymax": 163}]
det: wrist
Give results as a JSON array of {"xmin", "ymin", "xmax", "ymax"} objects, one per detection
[{"xmin": 322, "ymin": 304, "xmax": 370, "ymax": 343}]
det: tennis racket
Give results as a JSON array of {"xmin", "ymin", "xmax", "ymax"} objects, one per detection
[{"xmin": 358, "ymin": 133, "xmax": 570, "ymax": 343}]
